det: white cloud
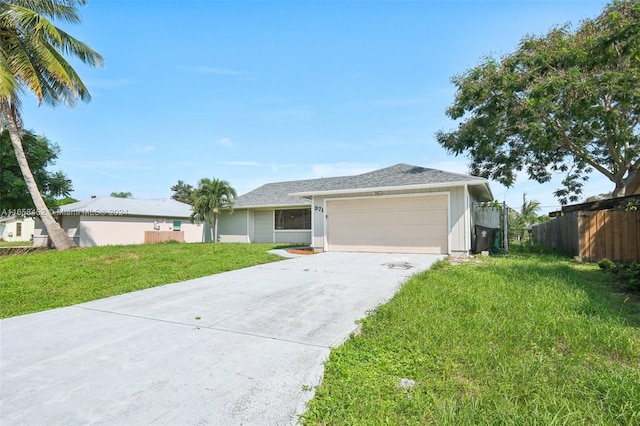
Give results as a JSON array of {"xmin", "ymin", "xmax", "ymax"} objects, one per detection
[
  {"xmin": 217, "ymin": 161, "xmax": 304, "ymax": 170},
  {"xmin": 219, "ymin": 137, "xmax": 234, "ymax": 148}
]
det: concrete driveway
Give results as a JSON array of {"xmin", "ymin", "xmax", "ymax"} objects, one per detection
[{"xmin": 0, "ymin": 252, "xmax": 443, "ymax": 425}]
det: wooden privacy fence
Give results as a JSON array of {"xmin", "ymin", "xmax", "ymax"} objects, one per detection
[
  {"xmin": 532, "ymin": 210, "xmax": 640, "ymax": 262},
  {"xmin": 144, "ymin": 231, "xmax": 184, "ymax": 244}
]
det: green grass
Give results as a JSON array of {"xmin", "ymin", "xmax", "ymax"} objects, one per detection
[
  {"xmin": 301, "ymin": 247, "xmax": 640, "ymax": 425},
  {"xmin": 0, "ymin": 242, "xmax": 282, "ymax": 318},
  {"xmin": 0, "ymin": 240, "xmax": 33, "ymax": 247}
]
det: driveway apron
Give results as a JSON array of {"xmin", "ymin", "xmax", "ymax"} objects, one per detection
[{"xmin": 1, "ymin": 252, "xmax": 443, "ymax": 425}]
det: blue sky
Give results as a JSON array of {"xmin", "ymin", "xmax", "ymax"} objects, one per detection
[{"xmin": 21, "ymin": 0, "xmax": 612, "ymax": 214}]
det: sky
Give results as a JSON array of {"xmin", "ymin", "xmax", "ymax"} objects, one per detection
[{"xmin": 20, "ymin": 0, "xmax": 613, "ymax": 214}]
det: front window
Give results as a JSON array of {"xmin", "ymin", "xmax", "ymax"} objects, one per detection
[{"xmin": 275, "ymin": 208, "xmax": 311, "ymax": 230}]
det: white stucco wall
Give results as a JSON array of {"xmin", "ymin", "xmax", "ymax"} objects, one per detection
[
  {"xmin": 78, "ymin": 216, "xmax": 202, "ymax": 247},
  {"xmin": 0, "ymin": 217, "xmax": 35, "ymax": 242},
  {"xmin": 312, "ymin": 196, "xmax": 325, "ymax": 250},
  {"xmin": 34, "ymin": 215, "xmax": 202, "ymax": 247}
]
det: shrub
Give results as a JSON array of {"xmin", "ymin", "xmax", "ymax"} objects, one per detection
[
  {"xmin": 619, "ymin": 262, "xmax": 640, "ymax": 291},
  {"xmin": 599, "ymin": 259, "xmax": 640, "ymax": 291},
  {"xmin": 598, "ymin": 258, "xmax": 616, "ymax": 271}
]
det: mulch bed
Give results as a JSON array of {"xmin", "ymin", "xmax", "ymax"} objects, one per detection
[{"xmin": 287, "ymin": 247, "xmax": 315, "ymax": 255}]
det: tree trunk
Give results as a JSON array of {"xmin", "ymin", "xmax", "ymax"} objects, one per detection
[
  {"xmin": 6, "ymin": 118, "xmax": 76, "ymax": 250},
  {"xmin": 207, "ymin": 214, "xmax": 214, "ymax": 243},
  {"xmin": 623, "ymin": 168, "xmax": 640, "ymax": 196},
  {"xmin": 213, "ymin": 213, "xmax": 219, "ymax": 243},
  {"xmin": 611, "ymin": 178, "xmax": 626, "ymax": 198}
]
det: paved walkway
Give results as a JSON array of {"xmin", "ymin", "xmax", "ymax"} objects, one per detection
[{"xmin": 0, "ymin": 252, "xmax": 443, "ymax": 425}]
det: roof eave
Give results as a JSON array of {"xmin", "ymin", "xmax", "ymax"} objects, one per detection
[
  {"xmin": 289, "ymin": 180, "xmax": 491, "ymax": 197},
  {"xmin": 55, "ymin": 211, "xmax": 191, "ymax": 219},
  {"xmin": 225, "ymin": 202, "xmax": 311, "ymax": 210}
]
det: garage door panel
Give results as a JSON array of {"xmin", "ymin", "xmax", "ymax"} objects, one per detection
[{"xmin": 327, "ymin": 195, "xmax": 448, "ymax": 254}]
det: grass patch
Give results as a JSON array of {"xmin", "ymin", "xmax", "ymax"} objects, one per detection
[
  {"xmin": 0, "ymin": 243, "xmax": 282, "ymax": 318},
  {"xmin": 302, "ymin": 249, "xmax": 640, "ymax": 425},
  {"xmin": 0, "ymin": 240, "xmax": 33, "ymax": 247}
]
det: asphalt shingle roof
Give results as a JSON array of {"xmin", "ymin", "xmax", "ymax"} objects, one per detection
[
  {"xmin": 56, "ymin": 197, "xmax": 193, "ymax": 218},
  {"xmin": 233, "ymin": 163, "xmax": 489, "ymax": 208}
]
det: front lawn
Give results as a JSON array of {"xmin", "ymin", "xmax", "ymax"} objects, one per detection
[
  {"xmin": 0, "ymin": 243, "xmax": 282, "ymax": 318},
  {"xmin": 302, "ymin": 247, "xmax": 640, "ymax": 425},
  {"xmin": 0, "ymin": 240, "xmax": 33, "ymax": 247}
]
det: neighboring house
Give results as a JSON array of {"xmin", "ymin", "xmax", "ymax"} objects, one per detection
[
  {"xmin": 0, "ymin": 216, "xmax": 35, "ymax": 242},
  {"xmin": 33, "ymin": 197, "xmax": 202, "ymax": 248},
  {"xmin": 218, "ymin": 163, "xmax": 493, "ymax": 255}
]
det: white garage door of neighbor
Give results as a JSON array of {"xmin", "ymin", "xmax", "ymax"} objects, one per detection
[{"xmin": 326, "ymin": 195, "xmax": 448, "ymax": 254}]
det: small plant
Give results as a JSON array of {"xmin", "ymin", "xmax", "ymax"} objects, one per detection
[
  {"xmin": 598, "ymin": 258, "xmax": 616, "ymax": 271},
  {"xmin": 624, "ymin": 199, "xmax": 640, "ymax": 211},
  {"xmin": 161, "ymin": 239, "xmax": 181, "ymax": 244},
  {"xmin": 478, "ymin": 200, "xmax": 503, "ymax": 210}
]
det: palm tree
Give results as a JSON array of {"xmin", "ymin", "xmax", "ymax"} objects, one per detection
[
  {"xmin": 190, "ymin": 178, "xmax": 237, "ymax": 243},
  {"xmin": 510, "ymin": 193, "xmax": 541, "ymax": 242},
  {"xmin": 0, "ymin": 0, "xmax": 103, "ymax": 249},
  {"xmin": 520, "ymin": 193, "xmax": 541, "ymax": 227},
  {"xmin": 110, "ymin": 191, "xmax": 132, "ymax": 198}
]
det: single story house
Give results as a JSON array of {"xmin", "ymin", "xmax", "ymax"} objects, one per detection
[
  {"xmin": 218, "ymin": 163, "xmax": 493, "ymax": 255},
  {"xmin": 0, "ymin": 216, "xmax": 35, "ymax": 242},
  {"xmin": 33, "ymin": 197, "xmax": 203, "ymax": 248}
]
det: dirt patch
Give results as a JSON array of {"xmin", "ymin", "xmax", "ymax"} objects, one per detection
[
  {"xmin": 448, "ymin": 256, "xmax": 484, "ymax": 266},
  {"xmin": 287, "ymin": 247, "xmax": 315, "ymax": 255}
]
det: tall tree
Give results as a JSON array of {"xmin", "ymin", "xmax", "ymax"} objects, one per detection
[
  {"xmin": 0, "ymin": 0, "xmax": 103, "ymax": 249},
  {"xmin": 0, "ymin": 129, "xmax": 72, "ymax": 211},
  {"xmin": 170, "ymin": 180, "xmax": 194, "ymax": 205},
  {"xmin": 436, "ymin": 0, "xmax": 640, "ymax": 204},
  {"xmin": 110, "ymin": 191, "xmax": 132, "ymax": 198},
  {"xmin": 55, "ymin": 196, "xmax": 78, "ymax": 206},
  {"xmin": 190, "ymin": 178, "xmax": 236, "ymax": 243}
]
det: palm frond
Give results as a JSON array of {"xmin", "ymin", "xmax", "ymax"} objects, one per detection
[
  {"xmin": 0, "ymin": 0, "xmax": 102, "ymax": 109},
  {"xmin": 6, "ymin": 0, "xmax": 83, "ymax": 24}
]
